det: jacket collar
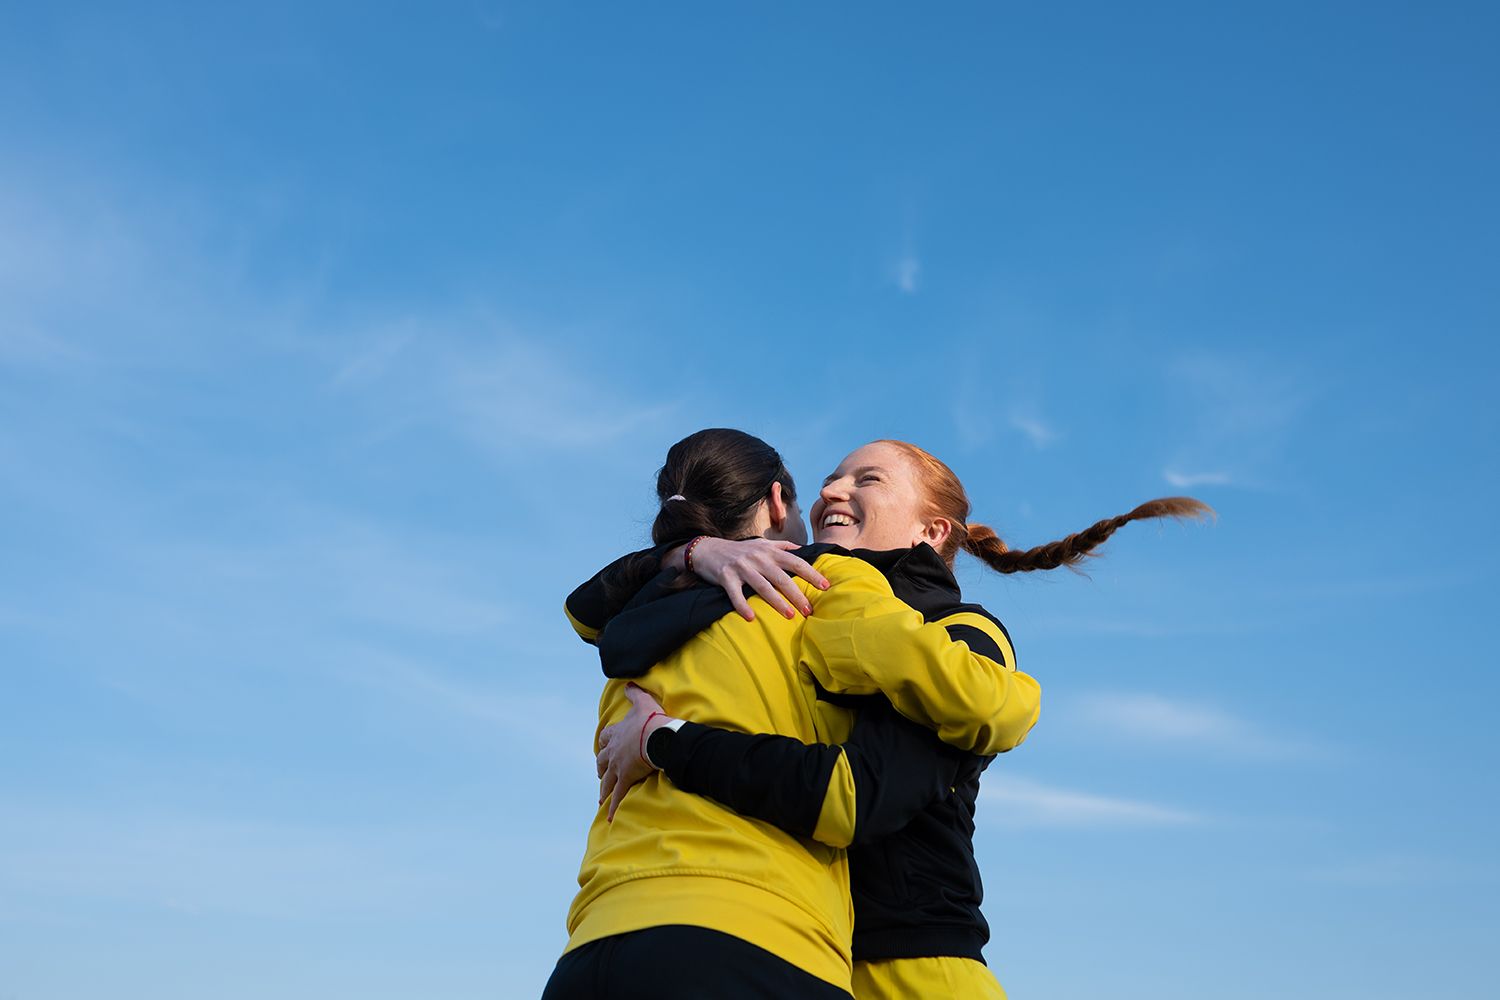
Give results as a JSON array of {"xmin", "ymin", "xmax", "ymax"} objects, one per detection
[{"xmin": 596, "ymin": 542, "xmax": 962, "ymax": 679}]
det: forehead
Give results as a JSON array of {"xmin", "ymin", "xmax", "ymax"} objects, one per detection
[{"xmin": 824, "ymin": 442, "xmax": 914, "ymax": 482}]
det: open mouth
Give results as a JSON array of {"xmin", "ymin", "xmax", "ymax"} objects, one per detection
[{"xmin": 821, "ymin": 513, "xmax": 859, "ymax": 529}]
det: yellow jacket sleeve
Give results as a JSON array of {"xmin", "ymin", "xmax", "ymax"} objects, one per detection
[{"xmin": 802, "ymin": 554, "xmax": 1041, "ymax": 756}]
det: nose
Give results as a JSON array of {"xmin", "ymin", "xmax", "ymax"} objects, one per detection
[{"xmin": 820, "ymin": 478, "xmax": 850, "ymax": 504}]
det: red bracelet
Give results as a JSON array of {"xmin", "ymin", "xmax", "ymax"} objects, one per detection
[
  {"xmin": 639, "ymin": 711, "xmax": 666, "ymax": 767},
  {"xmin": 683, "ymin": 536, "xmax": 708, "ymax": 575}
]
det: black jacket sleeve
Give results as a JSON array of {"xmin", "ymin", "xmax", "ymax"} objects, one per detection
[
  {"xmin": 651, "ymin": 697, "xmax": 965, "ymax": 847},
  {"xmin": 563, "ymin": 541, "xmax": 680, "ymax": 645}
]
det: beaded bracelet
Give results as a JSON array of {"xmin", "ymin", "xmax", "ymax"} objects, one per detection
[{"xmin": 683, "ymin": 535, "xmax": 708, "ymax": 575}]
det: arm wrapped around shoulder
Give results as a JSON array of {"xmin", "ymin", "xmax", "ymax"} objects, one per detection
[{"xmin": 802, "ymin": 555, "xmax": 1041, "ymax": 756}]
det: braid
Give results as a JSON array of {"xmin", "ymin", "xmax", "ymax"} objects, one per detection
[{"xmin": 962, "ymin": 497, "xmax": 1214, "ymax": 574}]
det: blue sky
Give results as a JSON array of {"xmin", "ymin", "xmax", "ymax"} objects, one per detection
[{"xmin": 1, "ymin": 2, "xmax": 1496, "ymax": 997}]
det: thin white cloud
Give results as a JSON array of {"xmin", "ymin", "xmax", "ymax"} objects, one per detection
[
  {"xmin": 951, "ymin": 388, "xmax": 1062, "ymax": 453},
  {"xmin": 344, "ymin": 647, "xmax": 594, "ymax": 768},
  {"xmin": 1010, "ymin": 412, "xmax": 1060, "ymax": 449},
  {"xmin": 979, "ymin": 776, "xmax": 1199, "ymax": 828},
  {"xmin": 329, "ymin": 326, "xmax": 413, "ymax": 388},
  {"xmin": 441, "ymin": 335, "xmax": 677, "ymax": 451},
  {"xmin": 1069, "ymin": 691, "xmax": 1320, "ymax": 760},
  {"xmin": 1163, "ymin": 468, "xmax": 1232, "ymax": 488},
  {"xmin": 322, "ymin": 320, "xmax": 677, "ymax": 456},
  {"xmin": 1161, "ymin": 354, "xmax": 1317, "ymax": 488},
  {"xmin": 894, "ymin": 254, "xmax": 921, "ymax": 293},
  {"xmin": 1078, "ymin": 692, "xmax": 1249, "ymax": 742}
]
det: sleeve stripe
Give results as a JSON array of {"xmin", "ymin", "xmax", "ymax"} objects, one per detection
[{"xmin": 939, "ymin": 611, "xmax": 1015, "ymax": 670}]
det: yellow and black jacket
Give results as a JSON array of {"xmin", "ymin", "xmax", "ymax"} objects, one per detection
[
  {"xmin": 564, "ymin": 548, "xmax": 1032, "ymax": 977},
  {"xmin": 562, "ymin": 544, "xmax": 1039, "ymax": 991}
]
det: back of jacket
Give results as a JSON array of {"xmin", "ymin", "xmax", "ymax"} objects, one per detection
[{"xmin": 565, "ymin": 561, "xmax": 858, "ymax": 992}]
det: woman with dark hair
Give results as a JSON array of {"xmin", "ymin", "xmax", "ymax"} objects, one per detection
[
  {"xmin": 543, "ymin": 430, "xmax": 1043, "ymax": 1000},
  {"xmin": 589, "ymin": 438, "xmax": 1210, "ymax": 1000}
]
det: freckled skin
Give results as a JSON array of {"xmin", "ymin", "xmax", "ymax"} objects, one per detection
[{"xmin": 810, "ymin": 442, "xmax": 944, "ymax": 551}]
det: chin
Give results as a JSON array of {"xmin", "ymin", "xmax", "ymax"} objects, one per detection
[{"xmin": 815, "ymin": 527, "xmax": 862, "ymax": 547}]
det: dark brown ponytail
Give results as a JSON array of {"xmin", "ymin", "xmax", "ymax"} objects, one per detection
[
  {"xmin": 876, "ymin": 439, "xmax": 1213, "ymax": 573},
  {"xmin": 605, "ymin": 428, "xmax": 797, "ymax": 601}
]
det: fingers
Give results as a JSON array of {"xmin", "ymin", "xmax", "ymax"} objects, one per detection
[
  {"xmin": 625, "ymin": 683, "xmax": 663, "ymax": 714},
  {"xmin": 608, "ymin": 775, "xmax": 629, "ymax": 822},
  {"xmin": 763, "ymin": 562, "xmax": 813, "ymax": 617},
  {"xmin": 723, "ymin": 572, "xmax": 756, "ymax": 621},
  {"xmin": 599, "ymin": 764, "xmax": 618, "ymax": 815},
  {"xmin": 596, "ymin": 747, "xmax": 607, "ymax": 780},
  {"xmin": 776, "ymin": 551, "xmax": 829, "ymax": 591},
  {"xmin": 744, "ymin": 569, "xmax": 799, "ymax": 620}
]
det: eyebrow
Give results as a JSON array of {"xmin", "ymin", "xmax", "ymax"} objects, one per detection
[{"xmin": 823, "ymin": 465, "xmax": 887, "ymax": 485}]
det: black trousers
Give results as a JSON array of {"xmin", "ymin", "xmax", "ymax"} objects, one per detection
[{"xmin": 541, "ymin": 925, "xmax": 852, "ymax": 1000}]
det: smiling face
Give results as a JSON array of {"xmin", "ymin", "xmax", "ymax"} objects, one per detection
[{"xmin": 810, "ymin": 441, "xmax": 945, "ymax": 551}]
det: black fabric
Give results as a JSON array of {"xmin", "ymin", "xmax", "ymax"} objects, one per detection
[
  {"xmin": 564, "ymin": 541, "xmax": 682, "ymax": 646},
  {"xmin": 653, "ymin": 721, "xmax": 846, "ymax": 838},
  {"xmin": 849, "ymin": 752, "xmax": 993, "ymax": 963},
  {"xmin": 944, "ymin": 623, "xmax": 1004, "ymax": 663},
  {"xmin": 540, "ymin": 925, "xmax": 852, "ymax": 1000},
  {"xmin": 841, "ymin": 697, "xmax": 967, "ymax": 847}
]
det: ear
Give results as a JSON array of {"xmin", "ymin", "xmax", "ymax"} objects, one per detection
[
  {"xmin": 919, "ymin": 516, "xmax": 953, "ymax": 551},
  {"xmin": 767, "ymin": 481, "xmax": 789, "ymax": 532}
]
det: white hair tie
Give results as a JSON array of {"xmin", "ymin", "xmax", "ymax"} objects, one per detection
[{"xmin": 666, "ymin": 494, "xmax": 687, "ymax": 502}]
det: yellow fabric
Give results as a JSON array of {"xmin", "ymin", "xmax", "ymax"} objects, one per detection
[
  {"xmin": 565, "ymin": 553, "xmax": 1040, "ymax": 993},
  {"xmin": 567, "ymin": 559, "xmax": 860, "ymax": 992},
  {"xmin": 811, "ymin": 751, "xmax": 859, "ymax": 848},
  {"xmin": 562, "ymin": 599, "xmax": 601, "ymax": 643},
  {"xmin": 801, "ymin": 557, "xmax": 1041, "ymax": 756},
  {"xmin": 853, "ymin": 956, "xmax": 1007, "ymax": 1000}
]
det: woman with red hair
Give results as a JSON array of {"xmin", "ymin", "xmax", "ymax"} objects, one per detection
[{"xmin": 591, "ymin": 439, "xmax": 1209, "ymax": 999}]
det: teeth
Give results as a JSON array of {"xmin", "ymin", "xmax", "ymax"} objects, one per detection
[{"xmin": 822, "ymin": 514, "xmax": 856, "ymax": 528}]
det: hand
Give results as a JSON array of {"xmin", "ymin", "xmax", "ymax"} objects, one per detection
[
  {"xmin": 596, "ymin": 683, "xmax": 673, "ymax": 821},
  {"xmin": 688, "ymin": 537, "xmax": 830, "ymax": 622}
]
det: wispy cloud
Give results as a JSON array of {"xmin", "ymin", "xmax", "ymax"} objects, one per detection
[
  {"xmin": 1161, "ymin": 354, "xmax": 1317, "ymax": 488},
  {"xmin": 979, "ymin": 775, "xmax": 1199, "ymax": 828},
  {"xmin": 1010, "ymin": 412, "xmax": 1060, "ymax": 449},
  {"xmin": 324, "ymin": 319, "xmax": 678, "ymax": 456},
  {"xmin": 1163, "ymin": 468, "xmax": 1232, "ymax": 488},
  {"xmin": 343, "ymin": 647, "xmax": 595, "ymax": 768},
  {"xmin": 441, "ymin": 335, "xmax": 677, "ymax": 451},
  {"xmin": 893, "ymin": 253, "xmax": 921, "ymax": 293},
  {"xmin": 1068, "ymin": 691, "xmax": 1322, "ymax": 760},
  {"xmin": 951, "ymin": 382, "xmax": 1062, "ymax": 452}
]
